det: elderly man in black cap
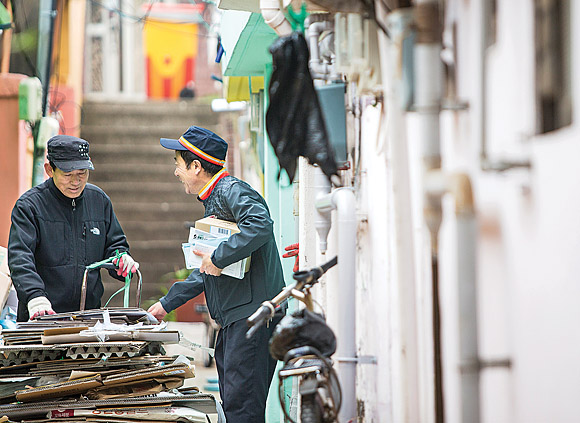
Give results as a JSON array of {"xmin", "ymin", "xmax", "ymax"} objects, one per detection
[
  {"xmin": 8, "ymin": 135, "xmax": 139, "ymax": 321},
  {"xmin": 148, "ymin": 126, "xmax": 286, "ymax": 423}
]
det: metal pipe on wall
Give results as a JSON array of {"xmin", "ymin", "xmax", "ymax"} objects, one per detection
[
  {"xmin": 381, "ymin": 8, "xmax": 422, "ymax": 422},
  {"xmin": 316, "ymin": 187, "xmax": 357, "ymax": 422},
  {"xmin": 424, "ymin": 170, "xmax": 480, "ymax": 423},
  {"xmin": 452, "ymin": 174, "xmax": 480, "ymax": 423},
  {"xmin": 412, "ymin": 0, "xmax": 444, "ymax": 421}
]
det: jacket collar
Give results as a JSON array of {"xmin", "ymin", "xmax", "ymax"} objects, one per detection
[
  {"xmin": 47, "ymin": 177, "xmax": 85, "ymax": 206},
  {"xmin": 197, "ymin": 168, "xmax": 229, "ymax": 202}
]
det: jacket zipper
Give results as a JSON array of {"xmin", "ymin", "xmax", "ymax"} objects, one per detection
[{"xmin": 72, "ymin": 198, "xmax": 78, "ymax": 301}]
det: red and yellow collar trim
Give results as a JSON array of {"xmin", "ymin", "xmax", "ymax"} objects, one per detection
[
  {"xmin": 179, "ymin": 136, "xmax": 226, "ymax": 166},
  {"xmin": 198, "ymin": 168, "xmax": 229, "ymax": 201}
]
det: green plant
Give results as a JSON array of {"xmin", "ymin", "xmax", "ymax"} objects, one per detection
[
  {"xmin": 142, "ymin": 285, "xmax": 177, "ymax": 322},
  {"xmin": 147, "ymin": 268, "xmax": 194, "ymax": 322},
  {"xmin": 159, "ymin": 267, "xmax": 193, "ymax": 284}
]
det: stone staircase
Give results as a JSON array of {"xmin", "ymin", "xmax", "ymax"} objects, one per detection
[{"xmin": 80, "ymin": 101, "xmax": 221, "ymax": 307}]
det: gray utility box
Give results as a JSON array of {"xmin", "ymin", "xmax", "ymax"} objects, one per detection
[{"xmin": 315, "ymin": 83, "xmax": 347, "ymax": 166}]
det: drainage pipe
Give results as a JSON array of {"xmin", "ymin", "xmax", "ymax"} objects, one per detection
[
  {"xmin": 454, "ymin": 180, "xmax": 479, "ymax": 423},
  {"xmin": 260, "ymin": 0, "xmax": 292, "ymax": 37},
  {"xmin": 425, "ymin": 171, "xmax": 480, "ymax": 423},
  {"xmin": 314, "ymin": 167, "xmax": 332, "ymax": 254},
  {"xmin": 306, "ymin": 18, "xmax": 333, "ymax": 80},
  {"xmin": 413, "ymin": 0, "xmax": 444, "ymax": 421},
  {"xmin": 315, "ymin": 187, "xmax": 356, "ymax": 422},
  {"xmin": 382, "ymin": 8, "xmax": 421, "ymax": 422}
]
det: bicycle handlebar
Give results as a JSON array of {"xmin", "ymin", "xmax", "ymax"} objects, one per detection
[
  {"xmin": 292, "ymin": 256, "xmax": 338, "ymax": 285},
  {"xmin": 247, "ymin": 302, "xmax": 275, "ymax": 326},
  {"xmin": 246, "ymin": 257, "xmax": 337, "ymax": 338}
]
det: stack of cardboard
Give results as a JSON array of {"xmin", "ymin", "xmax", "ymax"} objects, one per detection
[{"xmin": 0, "ymin": 308, "xmax": 222, "ymax": 423}]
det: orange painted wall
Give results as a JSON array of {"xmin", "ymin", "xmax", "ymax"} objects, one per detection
[{"xmin": 0, "ymin": 74, "xmax": 33, "ymax": 248}]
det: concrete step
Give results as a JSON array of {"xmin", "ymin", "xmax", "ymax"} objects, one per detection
[
  {"xmin": 121, "ymin": 220, "xmax": 191, "ymax": 241},
  {"xmin": 125, "ymin": 242, "xmax": 182, "ymax": 257},
  {"xmin": 80, "ymin": 125, "xmax": 198, "ymax": 143},
  {"xmin": 80, "ymin": 126, "xmax": 225, "ymax": 146},
  {"xmin": 89, "ymin": 145, "xmax": 177, "ymax": 165},
  {"xmin": 89, "ymin": 163, "xmax": 177, "ymax": 183},
  {"xmin": 81, "ymin": 101, "xmax": 219, "ymax": 127},
  {"xmin": 91, "ymin": 182, "xmax": 190, "ymax": 201},
  {"xmin": 112, "ymin": 201, "xmax": 203, "ymax": 222},
  {"xmin": 83, "ymin": 114, "xmax": 216, "ymax": 128}
]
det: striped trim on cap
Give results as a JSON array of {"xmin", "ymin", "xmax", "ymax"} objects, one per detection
[{"xmin": 179, "ymin": 136, "xmax": 226, "ymax": 166}]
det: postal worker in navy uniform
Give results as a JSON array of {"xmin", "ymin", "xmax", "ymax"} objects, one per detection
[
  {"xmin": 8, "ymin": 135, "xmax": 139, "ymax": 321},
  {"xmin": 148, "ymin": 126, "xmax": 286, "ymax": 422}
]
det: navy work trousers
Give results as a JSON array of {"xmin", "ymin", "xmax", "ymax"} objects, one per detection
[{"xmin": 215, "ymin": 316, "xmax": 281, "ymax": 423}]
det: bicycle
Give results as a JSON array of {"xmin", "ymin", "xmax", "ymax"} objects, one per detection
[{"xmin": 246, "ymin": 257, "xmax": 341, "ymax": 423}]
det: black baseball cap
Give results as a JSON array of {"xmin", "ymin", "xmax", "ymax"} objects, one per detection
[
  {"xmin": 47, "ymin": 135, "xmax": 95, "ymax": 172},
  {"xmin": 160, "ymin": 126, "xmax": 228, "ymax": 166}
]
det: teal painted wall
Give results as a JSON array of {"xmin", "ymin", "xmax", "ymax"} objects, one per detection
[{"xmin": 262, "ymin": 63, "xmax": 297, "ymax": 423}]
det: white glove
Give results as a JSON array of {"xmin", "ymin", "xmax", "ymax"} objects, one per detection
[
  {"xmin": 114, "ymin": 254, "xmax": 139, "ymax": 277},
  {"xmin": 28, "ymin": 296, "xmax": 56, "ymax": 320}
]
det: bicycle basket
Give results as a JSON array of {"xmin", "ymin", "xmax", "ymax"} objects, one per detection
[{"xmin": 269, "ymin": 308, "xmax": 336, "ymax": 361}]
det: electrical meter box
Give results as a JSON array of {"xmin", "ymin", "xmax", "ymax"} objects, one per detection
[
  {"xmin": 315, "ymin": 83, "xmax": 347, "ymax": 166},
  {"xmin": 18, "ymin": 77, "xmax": 43, "ymax": 122}
]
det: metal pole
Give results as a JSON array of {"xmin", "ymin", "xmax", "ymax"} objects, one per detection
[
  {"xmin": 37, "ymin": 0, "xmax": 57, "ymax": 116},
  {"xmin": 32, "ymin": 0, "xmax": 57, "ymax": 187}
]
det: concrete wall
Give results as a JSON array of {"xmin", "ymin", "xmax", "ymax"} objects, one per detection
[
  {"xmin": 215, "ymin": 2, "xmax": 578, "ymax": 421},
  {"xmin": 348, "ymin": 0, "xmax": 580, "ymax": 421}
]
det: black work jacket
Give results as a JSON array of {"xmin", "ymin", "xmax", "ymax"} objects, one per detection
[
  {"xmin": 8, "ymin": 178, "xmax": 130, "ymax": 321},
  {"xmin": 160, "ymin": 176, "xmax": 285, "ymax": 327}
]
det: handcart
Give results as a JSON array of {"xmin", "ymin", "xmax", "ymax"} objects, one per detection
[{"xmin": 80, "ymin": 261, "xmax": 143, "ymax": 311}]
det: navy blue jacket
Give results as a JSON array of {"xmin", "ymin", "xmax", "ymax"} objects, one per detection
[
  {"xmin": 160, "ymin": 176, "xmax": 285, "ymax": 327},
  {"xmin": 8, "ymin": 178, "xmax": 130, "ymax": 321}
]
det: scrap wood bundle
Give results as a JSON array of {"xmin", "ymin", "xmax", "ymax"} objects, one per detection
[{"xmin": 0, "ymin": 308, "xmax": 221, "ymax": 423}]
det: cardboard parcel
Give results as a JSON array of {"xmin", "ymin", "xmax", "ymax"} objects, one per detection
[{"xmin": 181, "ymin": 217, "xmax": 251, "ymax": 279}]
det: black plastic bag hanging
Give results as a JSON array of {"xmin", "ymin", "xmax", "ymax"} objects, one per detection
[{"xmin": 266, "ymin": 31, "xmax": 339, "ymax": 182}]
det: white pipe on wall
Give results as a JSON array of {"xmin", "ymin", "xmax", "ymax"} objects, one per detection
[
  {"xmin": 307, "ymin": 19, "xmax": 333, "ymax": 80},
  {"xmin": 425, "ymin": 170, "xmax": 480, "ymax": 423},
  {"xmin": 412, "ymin": 1, "xmax": 445, "ymax": 422},
  {"xmin": 452, "ymin": 173, "xmax": 480, "ymax": 423},
  {"xmin": 383, "ymin": 8, "xmax": 422, "ymax": 422},
  {"xmin": 299, "ymin": 159, "xmax": 318, "ymax": 270},
  {"xmin": 260, "ymin": 0, "xmax": 292, "ymax": 37},
  {"xmin": 316, "ymin": 187, "xmax": 356, "ymax": 422},
  {"xmin": 314, "ymin": 167, "xmax": 332, "ymax": 253},
  {"xmin": 456, "ymin": 212, "xmax": 479, "ymax": 423}
]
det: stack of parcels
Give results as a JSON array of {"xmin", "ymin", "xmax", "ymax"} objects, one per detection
[
  {"xmin": 182, "ymin": 217, "xmax": 251, "ymax": 279},
  {"xmin": 0, "ymin": 308, "xmax": 223, "ymax": 423}
]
